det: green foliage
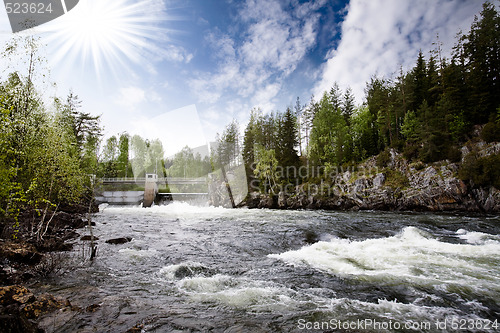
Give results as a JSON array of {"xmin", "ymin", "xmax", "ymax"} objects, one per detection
[
  {"xmin": 128, "ymin": 135, "xmax": 165, "ymax": 178},
  {"xmin": 28, "ymin": 125, "xmax": 86, "ymax": 206},
  {"xmin": 376, "ymin": 148, "xmax": 391, "ymax": 168},
  {"xmin": 167, "ymin": 146, "xmax": 211, "ymax": 178},
  {"xmin": 401, "ymin": 111, "xmax": 420, "ymax": 142},
  {"xmin": 384, "ymin": 169, "xmax": 409, "ymax": 190},
  {"xmin": 481, "ymin": 121, "xmax": 500, "ymax": 143},
  {"xmin": 216, "ymin": 120, "xmax": 240, "ymax": 167},
  {"xmin": 461, "ymin": 2, "xmax": 500, "ymax": 122},
  {"xmin": 253, "ymin": 146, "xmax": 279, "ymax": 193},
  {"xmin": 448, "ymin": 111, "xmax": 469, "ymax": 142},
  {"xmin": 446, "ymin": 146, "xmax": 462, "ymax": 163},
  {"xmin": 342, "ymin": 87, "xmax": 355, "ymax": 126},
  {"xmin": 276, "ymin": 107, "xmax": 300, "ymax": 176},
  {"xmin": 309, "ymin": 88, "xmax": 351, "ymax": 167},
  {"xmin": 117, "ymin": 133, "xmax": 131, "ymax": 177},
  {"xmin": 300, "ymin": 96, "xmax": 319, "ymax": 157},
  {"xmin": 351, "ymin": 106, "xmax": 378, "ymax": 160},
  {"xmin": 459, "ymin": 152, "xmax": 500, "ymax": 188},
  {"xmin": 0, "ymin": 36, "xmax": 102, "ymax": 236},
  {"xmin": 100, "ymin": 135, "xmax": 118, "ymax": 177},
  {"xmin": 242, "ymin": 106, "xmax": 302, "ymax": 189},
  {"xmin": 55, "ymin": 91, "xmax": 101, "ymax": 166},
  {"xmin": 402, "ymin": 143, "xmax": 419, "ymax": 161}
]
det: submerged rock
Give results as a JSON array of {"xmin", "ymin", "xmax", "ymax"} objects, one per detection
[
  {"xmin": 303, "ymin": 230, "xmax": 319, "ymax": 244},
  {"xmin": 80, "ymin": 235, "xmax": 99, "ymax": 241},
  {"xmin": 105, "ymin": 237, "xmax": 132, "ymax": 245},
  {"xmin": 174, "ymin": 265, "xmax": 214, "ymax": 279}
]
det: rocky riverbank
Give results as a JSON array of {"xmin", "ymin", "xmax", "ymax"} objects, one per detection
[
  {"xmin": 244, "ymin": 140, "xmax": 500, "ymax": 213},
  {"xmin": 0, "ymin": 204, "xmax": 97, "ymax": 332}
]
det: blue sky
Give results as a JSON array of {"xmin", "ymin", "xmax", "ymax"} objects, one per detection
[{"xmin": 0, "ymin": 0, "xmax": 487, "ymax": 156}]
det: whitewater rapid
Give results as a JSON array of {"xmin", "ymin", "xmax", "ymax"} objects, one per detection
[{"xmin": 36, "ymin": 203, "xmax": 500, "ymax": 332}]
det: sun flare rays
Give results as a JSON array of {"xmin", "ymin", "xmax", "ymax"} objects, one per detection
[{"xmin": 40, "ymin": 0, "xmax": 169, "ymax": 79}]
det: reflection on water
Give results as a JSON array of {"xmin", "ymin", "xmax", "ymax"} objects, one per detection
[{"xmin": 37, "ymin": 204, "xmax": 500, "ymax": 332}]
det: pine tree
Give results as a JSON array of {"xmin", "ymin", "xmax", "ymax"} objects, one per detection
[
  {"xmin": 412, "ymin": 50, "xmax": 429, "ymax": 112},
  {"xmin": 278, "ymin": 107, "xmax": 300, "ymax": 178},
  {"xmin": 217, "ymin": 120, "xmax": 240, "ymax": 168},
  {"xmin": 366, "ymin": 77, "xmax": 391, "ymax": 149},
  {"xmin": 242, "ymin": 110, "xmax": 257, "ymax": 171},
  {"xmin": 342, "ymin": 87, "xmax": 355, "ymax": 126},
  {"xmin": 463, "ymin": 1, "xmax": 500, "ymax": 122}
]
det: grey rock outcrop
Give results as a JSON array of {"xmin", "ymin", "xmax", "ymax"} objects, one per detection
[{"xmin": 244, "ymin": 141, "xmax": 499, "ymax": 212}]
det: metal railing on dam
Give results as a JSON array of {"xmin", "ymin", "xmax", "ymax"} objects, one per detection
[
  {"xmin": 95, "ymin": 175, "xmax": 209, "ymax": 207},
  {"xmin": 99, "ymin": 177, "xmax": 207, "ymax": 185}
]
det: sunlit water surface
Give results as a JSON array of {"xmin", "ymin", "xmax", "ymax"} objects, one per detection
[{"xmin": 36, "ymin": 203, "xmax": 500, "ymax": 332}]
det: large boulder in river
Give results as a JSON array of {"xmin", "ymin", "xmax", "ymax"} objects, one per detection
[{"xmin": 105, "ymin": 237, "xmax": 132, "ymax": 245}]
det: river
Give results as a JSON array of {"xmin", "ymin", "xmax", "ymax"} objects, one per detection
[{"xmin": 36, "ymin": 204, "xmax": 500, "ymax": 332}]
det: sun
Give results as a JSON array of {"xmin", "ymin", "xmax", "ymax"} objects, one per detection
[{"xmin": 39, "ymin": 0, "xmax": 169, "ymax": 79}]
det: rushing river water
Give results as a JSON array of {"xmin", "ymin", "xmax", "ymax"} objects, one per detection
[{"xmin": 36, "ymin": 204, "xmax": 500, "ymax": 332}]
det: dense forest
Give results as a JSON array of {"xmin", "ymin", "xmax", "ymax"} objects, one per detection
[
  {"xmin": 229, "ymin": 2, "xmax": 499, "ymax": 194},
  {"xmin": 0, "ymin": 35, "xmax": 105, "ymax": 238},
  {"xmin": 98, "ymin": 134, "xmax": 212, "ymax": 179},
  {"xmin": 0, "ymin": 2, "xmax": 498, "ymax": 232}
]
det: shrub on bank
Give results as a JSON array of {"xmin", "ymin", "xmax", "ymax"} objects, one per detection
[
  {"xmin": 481, "ymin": 121, "xmax": 500, "ymax": 143},
  {"xmin": 384, "ymin": 169, "xmax": 409, "ymax": 190},
  {"xmin": 459, "ymin": 152, "xmax": 500, "ymax": 188}
]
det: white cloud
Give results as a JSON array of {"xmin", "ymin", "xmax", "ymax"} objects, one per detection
[
  {"xmin": 240, "ymin": 1, "xmax": 319, "ymax": 76},
  {"xmin": 252, "ymin": 82, "xmax": 281, "ymax": 112},
  {"xmin": 149, "ymin": 90, "xmax": 162, "ymax": 102},
  {"xmin": 160, "ymin": 44, "xmax": 194, "ymax": 63},
  {"xmin": 190, "ymin": 0, "xmax": 325, "ymax": 109},
  {"xmin": 113, "ymin": 86, "xmax": 163, "ymax": 110},
  {"xmin": 206, "ymin": 31, "xmax": 236, "ymax": 61},
  {"xmin": 114, "ymin": 86, "xmax": 146, "ymax": 110},
  {"xmin": 313, "ymin": 0, "xmax": 484, "ymax": 104},
  {"xmin": 203, "ymin": 107, "xmax": 221, "ymax": 122}
]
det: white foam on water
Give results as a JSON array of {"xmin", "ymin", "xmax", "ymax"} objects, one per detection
[
  {"xmin": 100, "ymin": 202, "xmax": 240, "ymax": 223},
  {"xmin": 118, "ymin": 247, "xmax": 158, "ymax": 258},
  {"xmin": 176, "ymin": 274, "xmax": 317, "ymax": 312},
  {"xmin": 269, "ymin": 227, "xmax": 500, "ymax": 295},
  {"xmin": 156, "ymin": 261, "xmax": 494, "ymax": 322},
  {"xmin": 456, "ymin": 228, "xmax": 500, "ymax": 245},
  {"xmin": 176, "ymin": 274, "xmax": 486, "ymax": 322},
  {"xmin": 337, "ymin": 297, "xmax": 486, "ymax": 326},
  {"xmin": 157, "ymin": 262, "xmax": 325, "ymax": 312}
]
